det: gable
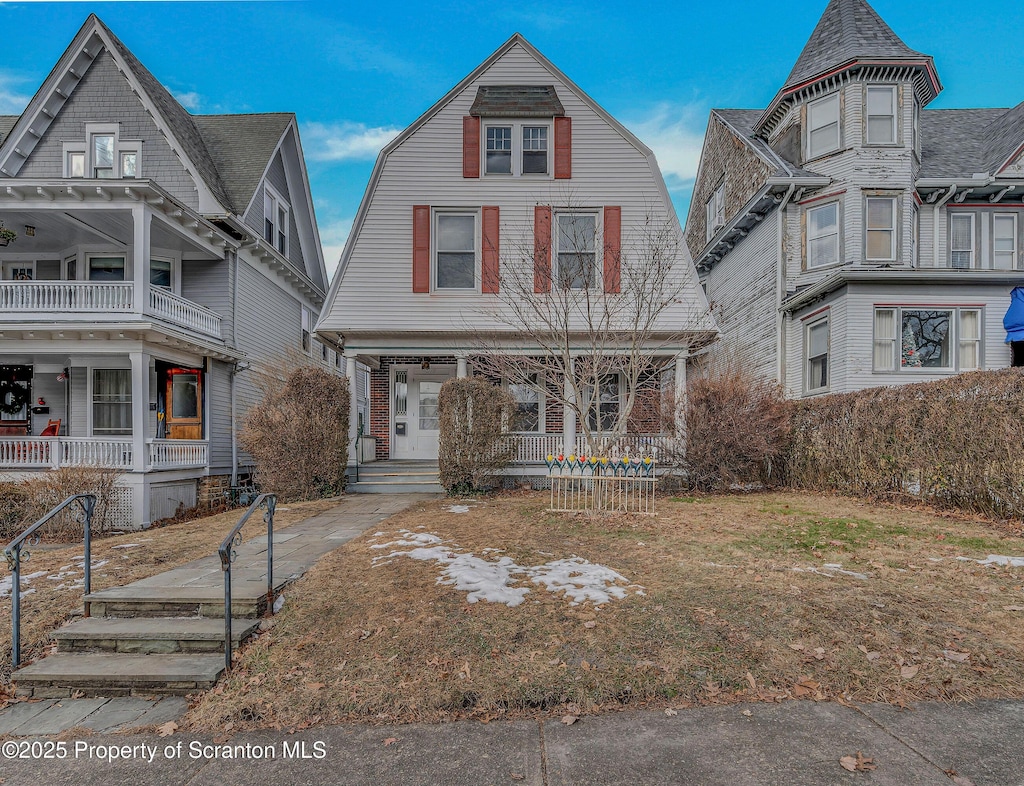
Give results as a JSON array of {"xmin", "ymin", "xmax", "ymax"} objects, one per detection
[{"xmin": 14, "ymin": 51, "xmax": 201, "ymax": 209}]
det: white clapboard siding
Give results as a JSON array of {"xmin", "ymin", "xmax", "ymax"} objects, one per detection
[
  {"xmin": 785, "ymin": 288, "xmax": 846, "ymax": 398},
  {"xmin": 321, "ymin": 41, "xmax": 711, "ymax": 338}
]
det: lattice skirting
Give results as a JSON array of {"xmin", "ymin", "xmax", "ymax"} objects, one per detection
[{"xmin": 106, "ymin": 485, "xmax": 135, "ymax": 531}]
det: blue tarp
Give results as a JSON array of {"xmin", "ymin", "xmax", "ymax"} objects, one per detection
[{"xmin": 1006, "ymin": 287, "xmax": 1024, "ymax": 343}]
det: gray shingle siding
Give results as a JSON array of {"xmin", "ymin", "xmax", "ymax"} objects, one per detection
[
  {"xmin": 180, "ymin": 257, "xmax": 234, "ymax": 341},
  {"xmin": 16, "ymin": 52, "xmax": 200, "ymax": 209}
]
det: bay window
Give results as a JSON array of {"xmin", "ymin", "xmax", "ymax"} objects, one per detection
[
  {"xmin": 866, "ymin": 86, "xmax": 896, "ymax": 145},
  {"xmin": 807, "ymin": 93, "xmax": 840, "ymax": 159},
  {"xmin": 865, "ymin": 197, "xmax": 897, "ymax": 262},
  {"xmin": 873, "ymin": 307, "xmax": 981, "ymax": 372},
  {"xmin": 806, "ymin": 202, "xmax": 839, "ymax": 268}
]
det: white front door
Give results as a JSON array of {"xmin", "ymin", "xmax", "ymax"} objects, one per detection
[{"xmin": 392, "ymin": 366, "xmax": 455, "ymax": 460}]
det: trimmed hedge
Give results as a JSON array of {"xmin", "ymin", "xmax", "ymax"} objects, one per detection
[
  {"xmin": 437, "ymin": 378, "xmax": 516, "ymax": 495},
  {"xmin": 786, "ymin": 369, "xmax": 1024, "ymax": 518}
]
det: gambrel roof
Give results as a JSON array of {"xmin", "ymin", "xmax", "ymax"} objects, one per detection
[{"xmin": 783, "ymin": 0, "xmax": 930, "ymax": 91}]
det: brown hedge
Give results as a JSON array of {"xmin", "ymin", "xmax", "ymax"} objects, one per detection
[
  {"xmin": 786, "ymin": 369, "xmax": 1024, "ymax": 518},
  {"xmin": 437, "ymin": 378, "xmax": 516, "ymax": 494}
]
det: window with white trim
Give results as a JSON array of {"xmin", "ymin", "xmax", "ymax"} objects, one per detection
[
  {"xmin": 949, "ymin": 213, "xmax": 974, "ymax": 269},
  {"xmin": 434, "ymin": 212, "xmax": 477, "ymax": 290},
  {"xmin": 993, "ymin": 213, "xmax": 1017, "ymax": 269},
  {"xmin": 64, "ymin": 124, "xmax": 141, "ymax": 179},
  {"xmin": 263, "ymin": 185, "xmax": 289, "ymax": 255},
  {"xmin": 865, "ymin": 197, "xmax": 897, "ymax": 262},
  {"xmin": 805, "ymin": 318, "xmax": 829, "ymax": 393},
  {"xmin": 301, "ymin": 307, "xmax": 312, "ymax": 353},
  {"xmin": 88, "ymin": 256, "xmax": 126, "ymax": 282},
  {"xmin": 866, "ymin": 86, "xmax": 897, "ymax": 145},
  {"xmin": 92, "ymin": 369, "xmax": 132, "ymax": 436},
  {"xmin": 874, "ymin": 307, "xmax": 981, "ymax": 372},
  {"xmin": 705, "ymin": 182, "xmax": 725, "ymax": 243},
  {"xmin": 807, "ymin": 93, "xmax": 840, "ymax": 159},
  {"xmin": 806, "ymin": 202, "xmax": 839, "ymax": 268},
  {"xmin": 484, "ymin": 121, "xmax": 551, "ymax": 176},
  {"xmin": 150, "ymin": 258, "xmax": 172, "ymax": 290},
  {"xmin": 509, "ymin": 374, "xmax": 543, "ymax": 433},
  {"xmin": 555, "ymin": 212, "xmax": 597, "ymax": 289},
  {"xmin": 585, "ymin": 374, "xmax": 620, "ymax": 432}
]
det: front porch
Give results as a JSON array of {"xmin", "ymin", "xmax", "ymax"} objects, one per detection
[{"xmin": 0, "ymin": 436, "xmax": 208, "ymax": 471}]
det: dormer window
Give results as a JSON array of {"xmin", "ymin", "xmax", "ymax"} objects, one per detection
[
  {"xmin": 64, "ymin": 124, "xmax": 141, "ymax": 179},
  {"xmin": 264, "ymin": 185, "xmax": 289, "ymax": 255},
  {"xmin": 807, "ymin": 93, "xmax": 840, "ymax": 159},
  {"xmin": 484, "ymin": 122, "xmax": 550, "ymax": 176}
]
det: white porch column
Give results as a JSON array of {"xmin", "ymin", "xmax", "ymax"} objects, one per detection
[
  {"xmin": 674, "ymin": 352, "xmax": 688, "ymax": 453},
  {"xmin": 345, "ymin": 350, "xmax": 359, "ymax": 465},
  {"xmin": 129, "ymin": 351, "xmax": 150, "ymax": 474},
  {"xmin": 132, "ymin": 206, "xmax": 150, "ymax": 315},
  {"xmin": 562, "ymin": 366, "xmax": 577, "ymax": 456},
  {"xmin": 456, "ymin": 355, "xmax": 468, "ymax": 379}
]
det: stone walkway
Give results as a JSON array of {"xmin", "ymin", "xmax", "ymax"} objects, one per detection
[{"xmin": 0, "ymin": 493, "xmax": 436, "ymax": 734}]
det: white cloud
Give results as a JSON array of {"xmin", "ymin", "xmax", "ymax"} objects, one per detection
[
  {"xmin": 172, "ymin": 90, "xmax": 202, "ymax": 110},
  {"xmin": 624, "ymin": 103, "xmax": 708, "ymax": 192},
  {"xmin": 302, "ymin": 122, "xmax": 401, "ymax": 163},
  {"xmin": 0, "ymin": 71, "xmax": 32, "ymax": 115},
  {"xmin": 319, "ymin": 216, "xmax": 354, "ymax": 280}
]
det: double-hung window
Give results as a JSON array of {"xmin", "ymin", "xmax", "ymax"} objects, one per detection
[
  {"xmin": 509, "ymin": 374, "xmax": 542, "ymax": 433},
  {"xmin": 865, "ymin": 197, "xmax": 897, "ymax": 262},
  {"xmin": 806, "ymin": 202, "xmax": 839, "ymax": 268},
  {"xmin": 993, "ymin": 214, "xmax": 1017, "ymax": 269},
  {"xmin": 92, "ymin": 369, "xmax": 132, "ymax": 436},
  {"xmin": 873, "ymin": 307, "xmax": 981, "ymax": 372},
  {"xmin": 705, "ymin": 183, "xmax": 725, "ymax": 243},
  {"xmin": 949, "ymin": 213, "xmax": 974, "ymax": 269},
  {"xmin": 807, "ymin": 93, "xmax": 840, "ymax": 159},
  {"xmin": 485, "ymin": 122, "xmax": 550, "ymax": 176},
  {"xmin": 435, "ymin": 212, "xmax": 476, "ymax": 290},
  {"xmin": 264, "ymin": 186, "xmax": 289, "ymax": 255},
  {"xmin": 866, "ymin": 86, "xmax": 897, "ymax": 145},
  {"xmin": 806, "ymin": 318, "xmax": 829, "ymax": 394},
  {"xmin": 585, "ymin": 374, "xmax": 620, "ymax": 432},
  {"xmin": 555, "ymin": 213, "xmax": 596, "ymax": 289},
  {"xmin": 301, "ymin": 307, "xmax": 312, "ymax": 353}
]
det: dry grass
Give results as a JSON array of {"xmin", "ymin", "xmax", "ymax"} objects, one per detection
[
  {"xmin": 183, "ymin": 490, "xmax": 1024, "ymax": 731},
  {"xmin": 0, "ymin": 497, "xmax": 342, "ymax": 682}
]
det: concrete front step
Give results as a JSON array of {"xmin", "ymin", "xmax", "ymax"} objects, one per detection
[
  {"xmin": 349, "ymin": 481, "xmax": 444, "ymax": 494},
  {"xmin": 12, "ymin": 653, "xmax": 225, "ymax": 698},
  {"xmin": 86, "ymin": 586, "xmax": 271, "ymax": 619},
  {"xmin": 53, "ymin": 617, "xmax": 260, "ymax": 655}
]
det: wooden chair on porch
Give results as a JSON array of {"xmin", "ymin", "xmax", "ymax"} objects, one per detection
[
  {"xmin": 39, "ymin": 419, "xmax": 61, "ymax": 437},
  {"xmin": 10, "ymin": 419, "xmax": 59, "ymax": 464}
]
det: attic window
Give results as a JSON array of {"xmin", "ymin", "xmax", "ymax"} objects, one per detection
[
  {"xmin": 264, "ymin": 185, "xmax": 289, "ymax": 255},
  {"xmin": 64, "ymin": 124, "xmax": 141, "ymax": 179}
]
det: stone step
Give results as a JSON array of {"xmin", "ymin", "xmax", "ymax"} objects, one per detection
[
  {"xmin": 349, "ymin": 480, "xmax": 444, "ymax": 494},
  {"xmin": 12, "ymin": 653, "xmax": 225, "ymax": 698},
  {"xmin": 85, "ymin": 586, "xmax": 270, "ymax": 619},
  {"xmin": 53, "ymin": 617, "xmax": 260, "ymax": 654}
]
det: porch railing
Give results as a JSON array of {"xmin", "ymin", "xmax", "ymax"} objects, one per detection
[
  {"xmin": 148, "ymin": 286, "xmax": 222, "ymax": 339},
  {"xmin": 0, "ymin": 438, "xmax": 132, "ymax": 470},
  {"xmin": 147, "ymin": 439, "xmax": 209, "ymax": 470},
  {"xmin": 0, "ymin": 281, "xmax": 133, "ymax": 312},
  {"xmin": 506, "ymin": 433, "xmax": 672, "ymax": 463}
]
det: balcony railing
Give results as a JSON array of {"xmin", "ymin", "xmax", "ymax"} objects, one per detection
[
  {"xmin": 146, "ymin": 439, "xmax": 208, "ymax": 470},
  {"xmin": 505, "ymin": 433, "xmax": 672, "ymax": 463},
  {"xmin": 0, "ymin": 281, "xmax": 223, "ymax": 339}
]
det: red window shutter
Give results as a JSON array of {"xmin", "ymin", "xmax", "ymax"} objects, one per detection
[
  {"xmin": 463, "ymin": 116, "xmax": 480, "ymax": 178},
  {"xmin": 482, "ymin": 206, "xmax": 500, "ymax": 294},
  {"xmin": 412, "ymin": 205, "xmax": 430, "ymax": 293},
  {"xmin": 603, "ymin": 206, "xmax": 621, "ymax": 293},
  {"xmin": 554, "ymin": 117, "xmax": 572, "ymax": 179},
  {"xmin": 534, "ymin": 205, "xmax": 552, "ymax": 293}
]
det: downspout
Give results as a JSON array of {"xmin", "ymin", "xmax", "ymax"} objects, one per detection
[
  {"xmin": 931, "ymin": 185, "xmax": 958, "ymax": 269},
  {"xmin": 775, "ymin": 183, "xmax": 797, "ymax": 388},
  {"xmin": 230, "ymin": 250, "xmax": 240, "ymax": 487}
]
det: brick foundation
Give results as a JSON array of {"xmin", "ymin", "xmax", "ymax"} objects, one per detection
[{"xmin": 197, "ymin": 474, "xmax": 231, "ymax": 507}]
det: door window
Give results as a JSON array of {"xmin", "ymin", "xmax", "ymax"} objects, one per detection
[
  {"xmin": 418, "ymin": 381, "xmax": 441, "ymax": 431},
  {"xmin": 171, "ymin": 373, "xmax": 199, "ymax": 419}
]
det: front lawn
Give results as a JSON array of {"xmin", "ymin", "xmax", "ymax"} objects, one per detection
[{"xmin": 184, "ymin": 491, "xmax": 1024, "ymax": 730}]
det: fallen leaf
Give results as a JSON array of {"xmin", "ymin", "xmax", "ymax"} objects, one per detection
[
  {"xmin": 561, "ymin": 715, "xmax": 579, "ymax": 726},
  {"xmin": 745, "ymin": 672, "xmax": 757, "ymax": 691},
  {"xmin": 944, "ymin": 770, "xmax": 976, "ymax": 786},
  {"xmin": 788, "ymin": 643, "xmax": 805, "ymax": 652},
  {"xmin": 583, "ymin": 621, "xmax": 597, "ymax": 629},
  {"xmin": 840, "ymin": 756, "xmax": 858, "ymax": 772},
  {"xmin": 382, "ymin": 737, "xmax": 399, "ymax": 746},
  {"xmin": 741, "ymin": 709, "xmax": 752, "ymax": 717},
  {"xmin": 900, "ymin": 664, "xmax": 920, "ymax": 679},
  {"xmin": 664, "ymin": 708, "xmax": 678, "ymax": 717},
  {"xmin": 943, "ymin": 650, "xmax": 970, "ymax": 663},
  {"xmin": 156, "ymin": 721, "xmax": 178, "ymax": 738},
  {"xmin": 305, "ymin": 682, "xmax": 326, "ymax": 692},
  {"xmin": 840, "ymin": 751, "xmax": 877, "ymax": 772},
  {"xmin": 510, "ymin": 774, "xmax": 525, "ymax": 782}
]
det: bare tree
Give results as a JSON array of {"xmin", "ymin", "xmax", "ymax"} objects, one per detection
[{"xmin": 470, "ymin": 199, "xmax": 714, "ymax": 456}]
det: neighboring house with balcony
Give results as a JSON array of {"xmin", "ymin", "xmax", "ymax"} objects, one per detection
[
  {"xmin": 315, "ymin": 33, "xmax": 715, "ymax": 474},
  {"xmin": 685, "ymin": 0, "xmax": 1024, "ymax": 397},
  {"xmin": 0, "ymin": 15, "xmax": 339, "ymax": 526}
]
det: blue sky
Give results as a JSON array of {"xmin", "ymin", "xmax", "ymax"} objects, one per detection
[{"xmin": 2, "ymin": 1, "xmax": 1023, "ymax": 274}]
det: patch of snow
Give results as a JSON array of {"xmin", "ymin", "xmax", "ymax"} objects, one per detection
[
  {"xmin": 273, "ymin": 594, "xmax": 285, "ymax": 613},
  {"xmin": 446, "ymin": 505, "xmax": 471, "ymax": 514},
  {"xmin": 372, "ymin": 531, "xmax": 384, "ymax": 537},
  {"xmin": 0, "ymin": 570, "xmax": 48, "ymax": 599},
  {"xmin": 370, "ymin": 531, "xmax": 443, "ymax": 550},
  {"xmin": 958, "ymin": 555, "xmax": 1024, "ymax": 568},
  {"xmin": 792, "ymin": 564, "xmax": 869, "ymax": 580},
  {"xmin": 111, "ymin": 543, "xmax": 141, "ymax": 550},
  {"xmin": 373, "ymin": 532, "xmax": 637, "ymax": 608}
]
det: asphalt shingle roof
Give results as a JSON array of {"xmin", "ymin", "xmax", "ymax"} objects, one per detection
[
  {"xmin": 0, "ymin": 116, "xmax": 17, "ymax": 145},
  {"xmin": 784, "ymin": 0, "xmax": 929, "ymax": 91},
  {"xmin": 919, "ymin": 108, "xmax": 1009, "ymax": 178},
  {"xmin": 193, "ymin": 114, "xmax": 292, "ymax": 215},
  {"xmin": 714, "ymin": 109, "xmax": 825, "ymax": 179},
  {"xmin": 470, "ymin": 86, "xmax": 564, "ymax": 117}
]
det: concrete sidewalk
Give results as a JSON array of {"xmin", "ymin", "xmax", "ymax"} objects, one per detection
[{"xmin": 0, "ymin": 699, "xmax": 1019, "ymax": 785}]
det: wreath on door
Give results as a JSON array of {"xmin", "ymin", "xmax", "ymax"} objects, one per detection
[{"xmin": 0, "ymin": 380, "xmax": 29, "ymax": 415}]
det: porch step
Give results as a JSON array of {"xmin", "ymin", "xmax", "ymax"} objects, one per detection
[
  {"xmin": 348, "ymin": 461, "xmax": 442, "ymax": 494},
  {"xmin": 85, "ymin": 586, "xmax": 269, "ymax": 619},
  {"xmin": 349, "ymin": 480, "xmax": 444, "ymax": 494},
  {"xmin": 12, "ymin": 653, "xmax": 224, "ymax": 698},
  {"xmin": 53, "ymin": 617, "xmax": 259, "ymax": 655}
]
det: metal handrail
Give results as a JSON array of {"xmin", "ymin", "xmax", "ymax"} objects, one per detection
[
  {"xmin": 217, "ymin": 493, "xmax": 276, "ymax": 671},
  {"xmin": 4, "ymin": 494, "xmax": 96, "ymax": 668}
]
